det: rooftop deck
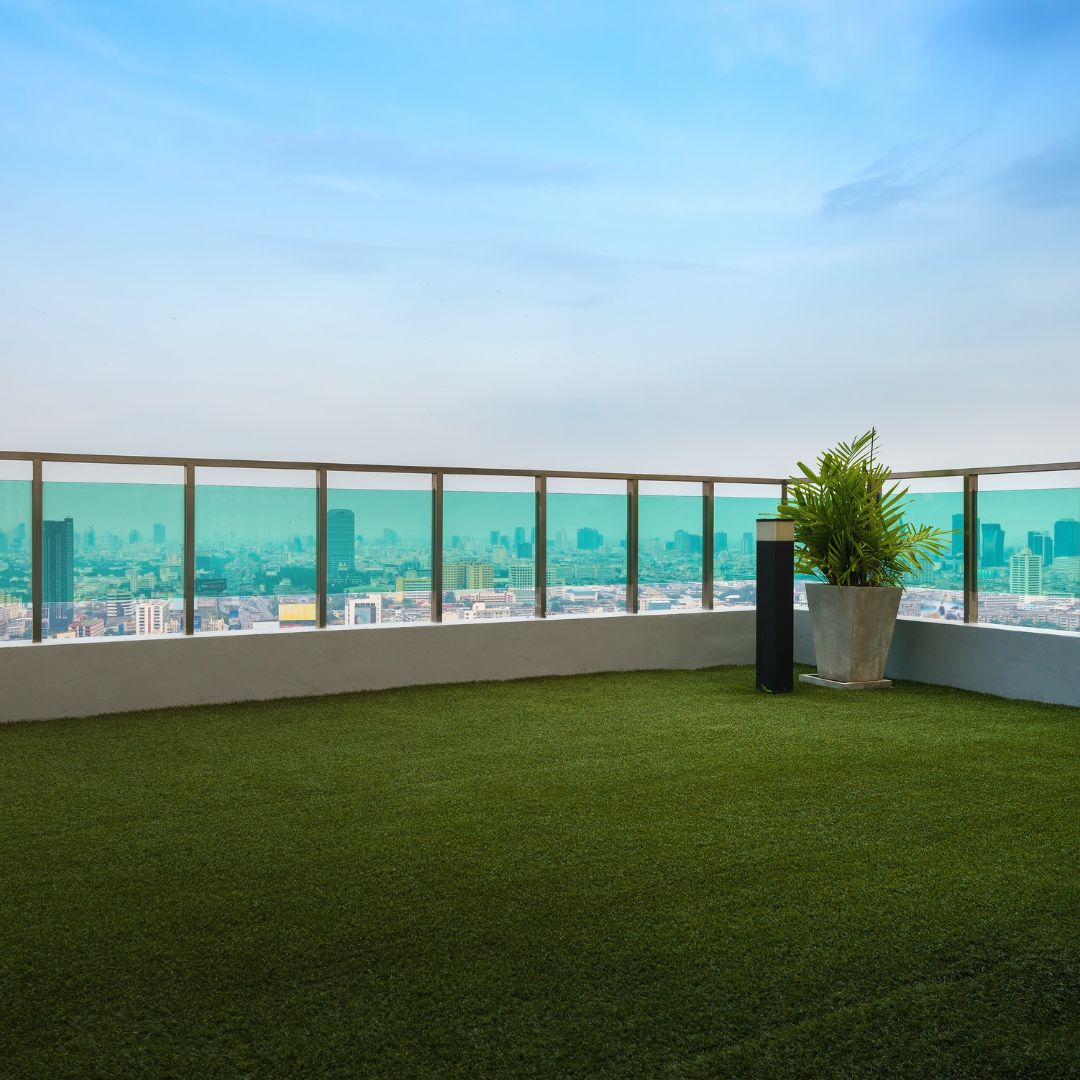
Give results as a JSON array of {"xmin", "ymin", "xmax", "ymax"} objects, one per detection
[{"xmin": 3, "ymin": 667, "xmax": 1077, "ymax": 1077}]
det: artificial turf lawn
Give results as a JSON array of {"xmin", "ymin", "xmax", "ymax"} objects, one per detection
[{"xmin": 1, "ymin": 667, "xmax": 1078, "ymax": 1078}]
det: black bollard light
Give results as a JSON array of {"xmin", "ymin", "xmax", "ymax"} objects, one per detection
[{"xmin": 756, "ymin": 518, "xmax": 794, "ymax": 693}]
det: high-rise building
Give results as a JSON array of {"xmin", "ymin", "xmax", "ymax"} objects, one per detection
[
  {"xmin": 129, "ymin": 529, "xmax": 141, "ymax": 544},
  {"xmin": 514, "ymin": 526, "xmax": 527, "ymax": 550},
  {"xmin": 715, "ymin": 531, "xmax": 728, "ymax": 553},
  {"xmin": 509, "ymin": 560, "xmax": 535, "ymax": 592},
  {"xmin": 465, "ymin": 562, "xmax": 494, "ymax": 590},
  {"xmin": 741, "ymin": 532, "xmax": 755, "ymax": 556},
  {"xmin": 135, "ymin": 599, "xmax": 170, "ymax": 635},
  {"xmin": 382, "ymin": 528, "xmax": 399, "ymax": 546},
  {"xmin": 1009, "ymin": 548, "xmax": 1042, "ymax": 596},
  {"xmin": 980, "ymin": 523, "xmax": 1005, "ymax": 568},
  {"xmin": 577, "ymin": 527, "xmax": 604, "ymax": 551},
  {"xmin": 153, "ymin": 523, "xmax": 166, "ymax": 545},
  {"xmin": 443, "ymin": 563, "xmax": 467, "ymax": 589},
  {"xmin": 1054, "ymin": 518, "xmax": 1080, "ymax": 559},
  {"xmin": 951, "ymin": 513, "xmax": 964, "ymax": 557},
  {"xmin": 43, "ymin": 517, "xmax": 75, "ymax": 631},
  {"xmin": 395, "ymin": 572, "xmax": 432, "ymax": 598},
  {"xmin": 673, "ymin": 530, "xmax": 703, "ymax": 555},
  {"xmin": 1027, "ymin": 531, "xmax": 1054, "ymax": 567},
  {"xmin": 327, "ymin": 509, "xmax": 356, "ymax": 583}
]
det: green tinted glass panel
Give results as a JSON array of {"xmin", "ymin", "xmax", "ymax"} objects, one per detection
[
  {"xmin": 0, "ymin": 479, "xmax": 32, "ymax": 641},
  {"xmin": 326, "ymin": 488, "xmax": 432, "ymax": 626},
  {"xmin": 638, "ymin": 493, "xmax": 702, "ymax": 611},
  {"xmin": 546, "ymin": 492, "xmax": 627, "ymax": 616},
  {"xmin": 896, "ymin": 490, "xmax": 964, "ymax": 622},
  {"xmin": 713, "ymin": 495, "xmax": 780, "ymax": 608},
  {"xmin": 195, "ymin": 483, "xmax": 316, "ymax": 633},
  {"xmin": 41, "ymin": 481, "xmax": 184, "ymax": 640},
  {"xmin": 976, "ymin": 487, "xmax": 1080, "ymax": 632},
  {"xmin": 442, "ymin": 490, "xmax": 535, "ymax": 621}
]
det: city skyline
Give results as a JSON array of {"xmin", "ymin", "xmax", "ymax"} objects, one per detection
[{"xmin": 2, "ymin": 476, "xmax": 1078, "ymax": 639}]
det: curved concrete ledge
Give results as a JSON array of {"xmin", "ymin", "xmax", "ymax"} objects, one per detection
[
  {"xmin": 795, "ymin": 611, "xmax": 1080, "ymax": 708},
  {"xmin": 0, "ymin": 611, "xmax": 755, "ymax": 723}
]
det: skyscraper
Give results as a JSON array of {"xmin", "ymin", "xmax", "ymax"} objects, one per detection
[
  {"xmin": 43, "ymin": 517, "xmax": 75, "ymax": 631},
  {"xmin": 980, "ymin": 523, "xmax": 1005, "ymax": 568},
  {"xmin": 327, "ymin": 509, "xmax": 356, "ymax": 583},
  {"xmin": 951, "ymin": 513, "xmax": 964, "ymax": 558},
  {"xmin": 577, "ymin": 527, "xmax": 603, "ymax": 551},
  {"xmin": 1054, "ymin": 518, "xmax": 1080, "ymax": 559},
  {"xmin": 153, "ymin": 522, "xmax": 166, "ymax": 545},
  {"xmin": 1027, "ymin": 531, "xmax": 1053, "ymax": 567},
  {"xmin": 1009, "ymin": 548, "xmax": 1042, "ymax": 596}
]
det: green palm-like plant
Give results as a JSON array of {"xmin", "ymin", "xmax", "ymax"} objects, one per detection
[{"xmin": 780, "ymin": 430, "xmax": 948, "ymax": 588}]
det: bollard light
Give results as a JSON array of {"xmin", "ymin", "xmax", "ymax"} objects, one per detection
[{"xmin": 756, "ymin": 518, "xmax": 794, "ymax": 693}]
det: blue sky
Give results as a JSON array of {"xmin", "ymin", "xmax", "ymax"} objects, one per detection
[{"xmin": 2, "ymin": 0, "xmax": 1080, "ymax": 477}]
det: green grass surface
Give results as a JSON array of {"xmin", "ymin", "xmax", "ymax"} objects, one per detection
[{"xmin": 2, "ymin": 667, "xmax": 1079, "ymax": 1078}]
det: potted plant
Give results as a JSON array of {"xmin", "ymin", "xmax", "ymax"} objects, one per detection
[{"xmin": 782, "ymin": 430, "xmax": 948, "ymax": 688}]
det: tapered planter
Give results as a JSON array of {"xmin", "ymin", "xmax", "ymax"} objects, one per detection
[{"xmin": 801, "ymin": 583, "xmax": 901, "ymax": 690}]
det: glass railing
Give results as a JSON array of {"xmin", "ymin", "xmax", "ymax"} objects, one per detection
[
  {"xmin": 326, "ymin": 472, "xmax": 433, "ymax": 627},
  {"xmin": 974, "ymin": 475, "xmax": 1080, "ymax": 633},
  {"xmin": 713, "ymin": 485, "xmax": 784, "ymax": 610},
  {"xmin": 0, "ymin": 463, "xmax": 32, "ymax": 642},
  {"xmin": 442, "ymin": 477, "xmax": 536, "ymax": 622},
  {"xmin": 194, "ymin": 469, "xmax": 316, "ymax": 633},
  {"xmin": 896, "ymin": 481, "xmax": 965, "ymax": 623},
  {"xmin": 40, "ymin": 464, "xmax": 186, "ymax": 640},
  {"xmin": 4, "ymin": 449, "xmax": 1079, "ymax": 644},
  {"xmin": 546, "ymin": 479, "xmax": 628, "ymax": 616},
  {"xmin": 638, "ymin": 482, "xmax": 703, "ymax": 613}
]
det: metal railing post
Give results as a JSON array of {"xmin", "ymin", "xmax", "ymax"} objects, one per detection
[
  {"xmin": 535, "ymin": 475, "xmax": 547, "ymax": 618},
  {"xmin": 702, "ymin": 481, "xmax": 714, "ymax": 610},
  {"xmin": 963, "ymin": 474, "xmax": 979, "ymax": 624},
  {"xmin": 431, "ymin": 473, "xmax": 443, "ymax": 623},
  {"xmin": 31, "ymin": 457, "xmax": 42, "ymax": 643},
  {"xmin": 626, "ymin": 478, "xmax": 639, "ymax": 614},
  {"xmin": 316, "ymin": 467, "xmax": 327, "ymax": 628},
  {"xmin": 184, "ymin": 464, "xmax": 195, "ymax": 635}
]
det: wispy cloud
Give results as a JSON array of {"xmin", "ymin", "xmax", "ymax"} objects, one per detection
[
  {"xmin": 993, "ymin": 132, "xmax": 1080, "ymax": 208},
  {"xmin": 821, "ymin": 132, "xmax": 982, "ymax": 218},
  {"xmin": 266, "ymin": 129, "xmax": 594, "ymax": 192},
  {"xmin": 821, "ymin": 143, "xmax": 933, "ymax": 217}
]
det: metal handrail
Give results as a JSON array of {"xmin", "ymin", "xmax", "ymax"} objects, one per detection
[
  {"xmin": 6, "ymin": 447, "xmax": 1079, "ymax": 481},
  {"xmin": 0, "ymin": 449, "xmax": 785, "ymax": 486},
  {"xmin": 891, "ymin": 462, "xmax": 1080, "ymax": 479}
]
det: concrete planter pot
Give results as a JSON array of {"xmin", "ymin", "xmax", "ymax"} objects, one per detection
[{"xmin": 801, "ymin": 582, "xmax": 902, "ymax": 690}]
